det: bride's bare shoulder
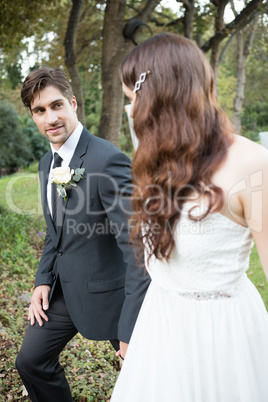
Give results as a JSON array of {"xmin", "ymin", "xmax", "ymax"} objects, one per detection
[
  {"xmin": 230, "ymin": 134, "xmax": 268, "ymax": 170},
  {"xmin": 213, "ymin": 134, "xmax": 268, "ymax": 189}
]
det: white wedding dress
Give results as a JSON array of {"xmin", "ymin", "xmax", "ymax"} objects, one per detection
[{"xmin": 111, "ymin": 202, "xmax": 268, "ymax": 402}]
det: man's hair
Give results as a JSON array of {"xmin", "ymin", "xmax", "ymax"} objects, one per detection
[{"xmin": 21, "ymin": 67, "xmax": 73, "ymax": 110}]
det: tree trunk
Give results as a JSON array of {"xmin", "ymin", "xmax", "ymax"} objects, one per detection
[
  {"xmin": 99, "ymin": 0, "xmax": 161, "ymax": 146},
  {"xmin": 232, "ymin": 20, "xmax": 257, "ymax": 133},
  {"xmin": 64, "ymin": 0, "xmax": 85, "ymax": 126},
  {"xmin": 98, "ymin": 0, "xmax": 132, "ymax": 146},
  {"xmin": 210, "ymin": 0, "xmax": 229, "ymax": 88},
  {"xmin": 181, "ymin": 0, "xmax": 195, "ymax": 40}
]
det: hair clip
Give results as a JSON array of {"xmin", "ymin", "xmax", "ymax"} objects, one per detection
[{"xmin": 133, "ymin": 70, "xmax": 150, "ymax": 93}]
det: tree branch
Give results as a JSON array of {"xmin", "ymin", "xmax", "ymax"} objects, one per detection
[
  {"xmin": 179, "ymin": 0, "xmax": 191, "ymax": 10},
  {"xmin": 230, "ymin": 0, "xmax": 238, "ymax": 17},
  {"xmin": 201, "ymin": 0, "xmax": 264, "ymax": 52},
  {"xmin": 244, "ymin": 19, "xmax": 258, "ymax": 57},
  {"xmin": 219, "ymin": 9, "xmax": 260, "ymax": 63},
  {"xmin": 139, "ymin": 0, "xmax": 162, "ymax": 22}
]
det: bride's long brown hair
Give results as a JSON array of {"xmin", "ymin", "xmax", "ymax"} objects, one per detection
[{"xmin": 120, "ymin": 33, "xmax": 234, "ymax": 262}]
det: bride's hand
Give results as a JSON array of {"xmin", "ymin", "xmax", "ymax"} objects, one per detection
[{"xmin": 116, "ymin": 341, "xmax": 128, "ymax": 360}]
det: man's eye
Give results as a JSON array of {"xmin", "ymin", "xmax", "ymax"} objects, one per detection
[
  {"xmin": 34, "ymin": 109, "xmax": 44, "ymax": 114},
  {"xmin": 54, "ymin": 103, "xmax": 63, "ymax": 108}
]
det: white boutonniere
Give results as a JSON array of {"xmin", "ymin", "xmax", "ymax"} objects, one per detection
[{"xmin": 50, "ymin": 166, "xmax": 85, "ymax": 200}]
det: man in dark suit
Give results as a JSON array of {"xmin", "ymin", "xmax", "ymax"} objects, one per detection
[{"xmin": 16, "ymin": 67, "xmax": 150, "ymax": 401}]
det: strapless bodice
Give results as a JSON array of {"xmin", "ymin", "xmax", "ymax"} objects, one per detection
[{"xmin": 146, "ymin": 202, "xmax": 253, "ymax": 297}]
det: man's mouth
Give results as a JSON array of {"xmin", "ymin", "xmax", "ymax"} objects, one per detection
[{"xmin": 46, "ymin": 125, "xmax": 64, "ymax": 135}]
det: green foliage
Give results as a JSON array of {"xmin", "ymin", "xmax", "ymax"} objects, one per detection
[
  {"xmin": 218, "ymin": 64, "xmax": 237, "ymax": 116},
  {"xmin": 239, "ymin": 12, "xmax": 268, "ymax": 139},
  {"xmin": 0, "ymin": 104, "xmax": 49, "ymax": 175},
  {"xmin": 0, "ymin": 208, "xmax": 45, "ymax": 400},
  {"xmin": 0, "ymin": 205, "xmax": 120, "ymax": 401},
  {"xmin": 20, "ymin": 115, "xmax": 50, "ymax": 161},
  {"xmin": 0, "ymin": 207, "xmax": 39, "ymax": 277},
  {"xmin": 0, "ymin": 0, "xmax": 266, "ymax": 148},
  {"xmin": 244, "ymin": 13, "xmax": 268, "ymax": 107},
  {"xmin": 247, "ymin": 244, "xmax": 268, "ymax": 308},
  {"xmin": 0, "ymin": 101, "xmax": 31, "ymax": 174},
  {"xmin": 23, "ymin": 162, "xmax": 39, "ymax": 173},
  {"xmin": 62, "ymin": 337, "xmax": 120, "ymax": 401},
  {"xmin": 6, "ymin": 63, "xmax": 23, "ymax": 89},
  {"xmin": 0, "ymin": 42, "xmax": 26, "ymax": 86},
  {"xmin": 241, "ymin": 102, "xmax": 268, "ymax": 141},
  {"xmin": 0, "ymin": 171, "xmax": 42, "ymax": 214},
  {"xmin": 81, "ymin": 67, "xmax": 102, "ymax": 135},
  {"xmin": 0, "ymin": 0, "xmax": 60, "ymax": 51},
  {"xmin": 242, "ymin": 102, "xmax": 268, "ymax": 128}
]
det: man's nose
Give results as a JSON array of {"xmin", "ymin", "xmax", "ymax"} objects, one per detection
[{"xmin": 46, "ymin": 109, "xmax": 58, "ymax": 124}]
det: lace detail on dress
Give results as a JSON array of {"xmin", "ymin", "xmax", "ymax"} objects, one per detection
[{"xmin": 146, "ymin": 202, "xmax": 253, "ymax": 297}]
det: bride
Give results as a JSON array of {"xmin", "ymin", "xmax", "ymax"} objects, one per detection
[{"xmin": 111, "ymin": 33, "xmax": 268, "ymax": 401}]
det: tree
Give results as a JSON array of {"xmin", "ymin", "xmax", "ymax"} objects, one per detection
[
  {"xmin": 201, "ymin": 0, "xmax": 264, "ymax": 54},
  {"xmin": 64, "ymin": 0, "xmax": 86, "ymax": 126},
  {"xmin": 232, "ymin": 18, "xmax": 258, "ymax": 133},
  {"xmin": 0, "ymin": 0, "xmax": 59, "ymax": 51},
  {"xmin": 209, "ymin": 0, "xmax": 230, "ymax": 84},
  {"xmin": 216, "ymin": 1, "xmax": 267, "ymax": 132},
  {"xmin": 0, "ymin": 102, "xmax": 31, "ymax": 174},
  {"xmin": 98, "ymin": 0, "xmax": 162, "ymax": 146},
  {"xmin": 6, "ymin": 63, "xmax": 23, "ymax": 89},
  {"xmin": 0, "ymin": 0, "xmax": 267, "ymax": 147},
  {"xmin": 99, "ymin": 0, "xmax": 266, "ymax": 144},
  {"xmin": 181, "ymin": 0, "xmax": 196, "ymax": 39},
  {"xmin": 21, "ymin": 115, "xmax": 50, "ymax": 161}
]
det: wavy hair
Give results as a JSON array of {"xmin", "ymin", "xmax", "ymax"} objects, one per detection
[
  {"xmin": 120, "ymin": 33, "xmax": 234, "ymax": 262},
  {"xmin": 21, "ymin": 67, "xmax": 73, "ymax": 110}
]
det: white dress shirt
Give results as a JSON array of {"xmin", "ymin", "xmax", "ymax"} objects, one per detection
[{"xmin": 47, "ymin": 122, "xmax": 83, "ymax": 217}]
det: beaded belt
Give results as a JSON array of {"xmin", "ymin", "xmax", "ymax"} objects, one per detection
[{"xmin": 178, "ymin": 291, "xmax": 231, "ymax": 300}]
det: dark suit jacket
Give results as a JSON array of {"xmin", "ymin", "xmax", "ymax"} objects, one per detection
[{"xmin": 37, "ymin": 127, "xmax": 150, "ymax": 343}]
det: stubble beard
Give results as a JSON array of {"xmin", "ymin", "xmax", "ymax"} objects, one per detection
[{"xmin": 45, "ymin": 125, "xmax": 71, "ymax": 145}]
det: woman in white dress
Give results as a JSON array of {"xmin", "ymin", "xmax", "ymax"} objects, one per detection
[{"xmin": 111, "ymin": 33, "xmax": 268, "ymax": 401}]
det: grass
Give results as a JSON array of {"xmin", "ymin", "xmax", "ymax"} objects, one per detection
[
  {"xmin": 0, "ymin": 164, "xmax": 43, "ymax": 217},
  {"xmin": 0, "ymin": 208, "xmax": 120, "ymax": 401},
  {"xmin": 247, "ymin": 245, "xmax": 268, "ymax": 308},
  {"xmin": 0, "ymin": 167, "xmax": 267, "ymax": 401},
  {"xmin": 0, "ymin": 167, "xmax": 120, "ymax": 401}
]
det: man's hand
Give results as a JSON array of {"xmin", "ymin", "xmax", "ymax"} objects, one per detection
[
  {"xmin": 28, "ymin": 285, "xmax": 51, "ymax": 326},
  {"xmin": 116, "ymin": 341, "xmax": 128, "ymax": 360}
]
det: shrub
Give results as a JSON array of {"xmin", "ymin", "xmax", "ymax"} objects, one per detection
[
  {"xmin": 0, "ymin": 102, "xmax": 31, "ymax": 175},
  {"xmin": 20, "ymin": 115, "xmax": 50, "ymax": 162},
  {"xmin": 241, "ymin": 102, "xmax": 268, "ymax": 140},
  {"xmin": 0, "ymin": 207, "xmax": 120, "ymax": 401}
]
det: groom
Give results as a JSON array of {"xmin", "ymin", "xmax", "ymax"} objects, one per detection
[{"xmin": 16, "ymin": 67, "xmax": 150, "ymax": 401}]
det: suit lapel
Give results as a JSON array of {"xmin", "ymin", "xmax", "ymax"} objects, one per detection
[{"xmin": 55, "ymin": 128, "xmax": 92, "ymax": 246}]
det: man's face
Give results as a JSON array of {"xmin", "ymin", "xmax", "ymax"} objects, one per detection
[{"xmin": 31, "ymin": 85, "xmax": 79, "ymax": 150}]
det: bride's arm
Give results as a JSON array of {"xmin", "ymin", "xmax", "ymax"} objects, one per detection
[{"xmin": 241, "ymin": 144, "xmax": 268, "ymax": 282}]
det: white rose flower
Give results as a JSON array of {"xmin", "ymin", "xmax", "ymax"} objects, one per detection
[{"xmin": 51, "ymin": 166, "xmax": 72, "ymax": 184}]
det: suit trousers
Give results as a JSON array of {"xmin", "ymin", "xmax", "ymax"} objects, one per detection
[{"xmin": 16, "ymin": 279, "xmax": 119, "ymax": 402}]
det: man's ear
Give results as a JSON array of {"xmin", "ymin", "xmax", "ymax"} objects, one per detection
[{"xmin": 72, "ymin": 96, "xmax": 78, "ymax": 112}]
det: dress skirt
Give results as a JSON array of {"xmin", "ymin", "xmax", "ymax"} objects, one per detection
[{"xmin": 111, "ymin": 278, "xmax": 268, "ymax": 402}]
